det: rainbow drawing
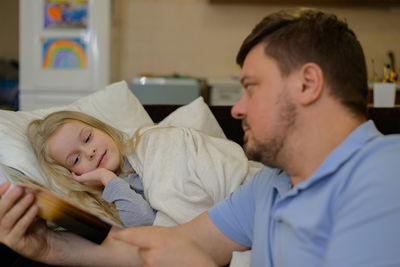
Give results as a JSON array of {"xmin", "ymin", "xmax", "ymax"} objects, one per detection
[{"xmin": 42, "ymin": 38, "xmax": 87, "ymax": 69}]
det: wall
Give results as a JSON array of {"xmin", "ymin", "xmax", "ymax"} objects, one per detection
[
  {"xmin": 0, "ymin": 0, "xmax": 19, "ymax": 61},
  {"xmin": 112, "ymin": 0, "xmax": 400, "ymax": 83},
  {"xmin": 1, "ymin": 0, "xmax": 399, "ymax": 84}
]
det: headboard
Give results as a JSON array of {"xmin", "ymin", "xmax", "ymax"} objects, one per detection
[
  {"xmin": 144, "ymin": 105, "xmax": 244, "ymax": 146},
  {"xmin": 143, "ymin": 105, "xmax": 400, "ymax": 146},
  {"xmin": 367, "ymin": 107, "xmax": 400, "ymax": 134}
]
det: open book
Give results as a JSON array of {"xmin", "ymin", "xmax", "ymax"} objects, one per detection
[{"xmin": 0, "ymin": 163, "xmax": 120, "ymax": 244}]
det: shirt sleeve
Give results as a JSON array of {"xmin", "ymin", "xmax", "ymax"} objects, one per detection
[
  {"xmin": 209, "ymin": 166, "xmax": 276, "ymax": 249},
  {"xmin": 209, "ymin": 169, "xmax": 269, "ymax": 248},
  {"xmin": 102, "ymin": 176, "xmax": 155, "ymax": 227}
]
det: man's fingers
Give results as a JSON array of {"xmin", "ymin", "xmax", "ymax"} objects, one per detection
[
  {"xmin": 0, "ymin": 186, "xmax": 24, "ymax": 219},
  {"xmin": 1, "ymin": 192, "xmax": 35, "ymax": 231},
  {"xmin": 0, "ymin": 188, "xmax": 36, "ymax": 246},
  {"xmin": 111, "ymin": 226, "xmax": 165, "ymax": 249},
  {"xmin": 137, "ymin": 247, "xmax": 155, "ymax": 266},
  {"xmin": 0, "ymin": 182, "xmax": 11, "ymax": 196},
  {"xmin": 7, "ymin": 203, "xmax": 39, "ymax": 242}
]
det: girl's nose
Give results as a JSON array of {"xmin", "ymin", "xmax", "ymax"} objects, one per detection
[{"xmin": 88, "ymin": 147, "xmax": 96, "ymax": 159}]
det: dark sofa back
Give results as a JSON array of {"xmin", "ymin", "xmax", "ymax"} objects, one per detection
[{"xmin": 144, "ymin": 105, "xmax": 400, "ymax": 147}]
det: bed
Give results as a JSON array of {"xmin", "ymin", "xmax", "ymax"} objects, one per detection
[
  {"xmin": 0, "ymin": 81, "xmax": 260, "ymax": 266},
  {"xmin": 1, "ymin": 81, "xmax": 400, "ymax": 266}
]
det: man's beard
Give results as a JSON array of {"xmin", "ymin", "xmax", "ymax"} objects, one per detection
[{"xmin": 244, "ymin": 92, "xmax": 297, "ymax": 168}]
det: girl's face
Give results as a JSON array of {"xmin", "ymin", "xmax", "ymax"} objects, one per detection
[{"xmin": 47, "ymin": 121, "xmax": 121, "ymax": 175}]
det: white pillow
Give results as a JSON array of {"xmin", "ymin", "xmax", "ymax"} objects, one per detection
[
  {"xmin": 158, "ymin": 97, "xmax": 226, "ymax": 139},
  {"xmin": 0, "ymin": 80, "xmax": 226, "ymax": 186},
  {"xmin": 0, "ymin": 81, "xmax": 153, "ymax": 185}
]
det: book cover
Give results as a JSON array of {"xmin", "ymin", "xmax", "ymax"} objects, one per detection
[{"xmin": 0, "ymin": 163, "xmax": 119, "ymax": 244}]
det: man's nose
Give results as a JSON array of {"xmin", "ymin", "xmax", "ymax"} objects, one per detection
[{"xmin": 231, "ymin": 93, "xmax": 247, "ymax": 120}]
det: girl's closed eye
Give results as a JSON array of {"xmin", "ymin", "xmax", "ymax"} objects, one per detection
[
  {"xmin": 85, "ymin": 133, "xmax": 92, "ymax": 143},
  {"xmin": 73, "ymin": 154, "xmax": 80, "ymax": 165}
]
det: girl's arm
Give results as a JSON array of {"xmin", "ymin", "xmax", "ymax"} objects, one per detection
[{"xmin": 102, "ymin": 175, "xmax": 155, "ymax": 227}]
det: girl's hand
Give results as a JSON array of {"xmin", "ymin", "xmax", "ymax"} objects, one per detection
[{"xmin": 71, "ymin": 168, "xmax": 117, "ymax": 187}]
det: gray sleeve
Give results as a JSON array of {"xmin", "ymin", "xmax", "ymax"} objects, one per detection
[{"xmin": 102, "ymin": 177, "xmax": 155, "ymax": 227}]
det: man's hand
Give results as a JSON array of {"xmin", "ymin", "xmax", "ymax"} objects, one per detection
[
  {"xmin": 0, "ymin": 182, "xmax": 52, "ymax": 261},
  {"xmin": 0, "ymin": 182, "xmax": 143, "ymax": 266},
  {"xmin": 72, "ymin": 168, "xmax": 116, "ymax": 187},
  {"xmin": 111, "ymin": 225, "xmax": 218, "ymax": 267}
]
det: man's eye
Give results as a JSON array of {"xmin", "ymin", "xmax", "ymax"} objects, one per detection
[
  {"xmin": 73, "ymin": 155, "xmax": 80, "ymax": 165},
  {"xmin": 85, "ymin": 133, "xmax": 91, "ymax": 143},
  {"xmin": 244, "ymin": 84, "xmax": 254, "ymax": 91}
]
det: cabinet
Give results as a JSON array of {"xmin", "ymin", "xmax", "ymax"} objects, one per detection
[{"xmin": 19, "ymin": 0, "xmax": 110, "ymax": 111}]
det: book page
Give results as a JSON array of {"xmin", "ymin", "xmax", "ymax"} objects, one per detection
[{"xmin": 0, "ymin": 163, "xmax": 118, "ymax": 244}]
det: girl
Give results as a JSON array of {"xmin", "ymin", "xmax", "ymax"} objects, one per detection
[
  {"xmin": 27, "ymin": 110, "xmax": 155, "ymax": 227},
  {"xmin": 27, "ymin": 110, "xmax": 251, "ymax": 228}
]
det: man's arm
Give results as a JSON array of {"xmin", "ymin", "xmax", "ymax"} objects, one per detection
[
  {"xmin": 179, "ymin": 211, "xmax": 249, "ymax": 265},
  {"xmin": 0, "ymin": 183, "xmax": 142, "ymax": 266},
  {"xmin": 112, "ymin": 211, "xmax": 249, "ymax": 266}
]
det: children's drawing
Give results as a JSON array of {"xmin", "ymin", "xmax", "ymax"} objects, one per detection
[
  {"xmin": 44, "ymin": 0, "xmax": 88, "ymax": 29},
  {"xmin": 42, "ymin": 38, "xmax": 87, "ymax": 69}
]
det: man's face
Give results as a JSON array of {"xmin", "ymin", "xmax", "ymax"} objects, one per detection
[
  {"xmin": 47, "ymin": 121, "xmax": 121, "ymax": 176},
  {"xmin": 231, "ymin": 43, "xmax": 298, "ymax": 168}
]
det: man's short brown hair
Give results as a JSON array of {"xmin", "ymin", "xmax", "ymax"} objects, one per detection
[{"xmin": 237, "ymin": 9, "xmax": 368, "ymax": 117}]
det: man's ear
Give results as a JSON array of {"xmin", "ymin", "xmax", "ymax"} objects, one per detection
[{"xmin": 299, "ymin": 63, "xmax": 324, "ymax": 105}]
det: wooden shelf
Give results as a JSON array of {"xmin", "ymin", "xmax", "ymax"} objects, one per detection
[{"xmin": 209, "ymin": 0, "xmax": 400, "ymax": 6}]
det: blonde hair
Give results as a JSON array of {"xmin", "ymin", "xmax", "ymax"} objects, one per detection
[{"xmin": 26, "ymin": 110, "xmax": 137, "ymax": 225}]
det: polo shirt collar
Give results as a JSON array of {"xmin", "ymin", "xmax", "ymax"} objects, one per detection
[{"xmin": 273, "ymin": 120, "xmax": 382, "ymax": 197}]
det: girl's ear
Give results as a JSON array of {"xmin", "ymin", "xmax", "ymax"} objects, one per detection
[{"xmin": 299, "ymin": 63, "xmax": 324, "ymax": 105}]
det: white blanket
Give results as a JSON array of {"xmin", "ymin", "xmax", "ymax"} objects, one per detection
[
  {"xmin": 128, "ymin": 125, "xmax": 256, "ymax": 226},
  {"xmin": 128, "ymin": 125, "xmax": 258, "ymax": 266}
]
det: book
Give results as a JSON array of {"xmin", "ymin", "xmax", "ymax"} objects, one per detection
[{"xmin": 0, "ymin": 163, "xmax": 120, "ymax": 244}]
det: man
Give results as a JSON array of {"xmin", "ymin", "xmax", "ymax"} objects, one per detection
[
  {"xmin": 1, "ymin": 8, "xmax": 400, "ymax": 267},
  {"xmin": 111, "ymin": 8, "xmax": 400, "ymax": 266}
]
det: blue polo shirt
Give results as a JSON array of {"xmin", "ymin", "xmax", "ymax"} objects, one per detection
[{"xmin": 209, "ymin": 121, "xmax": 400, "ymax": 267}]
